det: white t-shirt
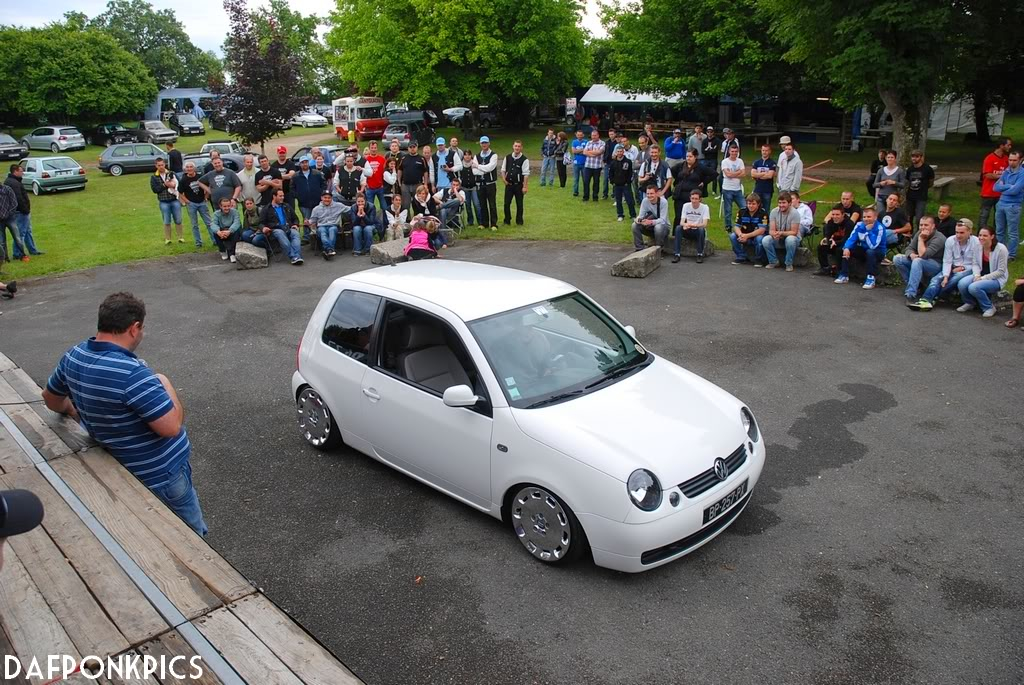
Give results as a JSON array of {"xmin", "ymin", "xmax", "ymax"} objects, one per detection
[
  {"xmin": 682, "ymin": 202, "xmax": 710, "ymax": 228},
  {"xmin": 721, "ymin": 158, "xmax": 744, "ymax": 191}
]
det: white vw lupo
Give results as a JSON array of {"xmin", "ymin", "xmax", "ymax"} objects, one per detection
[{"xmin": 291, "ymin": 261, "xmax": 765, "ymax": 572}]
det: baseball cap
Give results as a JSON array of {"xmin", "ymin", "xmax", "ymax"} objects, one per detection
[
  {"xmin": 723, "ymin": 127, "xmax": 733, "ymax": 134},
  {"xmin": 479, "ymin": 136, "xmax": 490, "ymax": 144},
  {"xmin": 706, "ymin": 125, "xmax": 715, "ymax": 131},
  {"xmin": 779, "ymin": 135, "xmax": 792, "ymax": 145},
  {"xmin": 956, "ymin": 218, "xmax": 974, "ymax": 230},
  {"xmin": 674, "ymin": 128, "xmax": 682, "ymax": 134},
  {"xmin": 300, "ymin": 155, "xmax": 311, "ymax": 164},
  {"xmin": 408, "ymin": 140, "xmax": 418, "ymax": 147},
  {"xmin": 436, "ymin": 137, "xmax": 446, "ymax": 146},
  {"xmin": 0, "ymin": 489, "xmax": 44, "ymax": 537},
  {"xmin": 276, "ymin": 145, "xmax": 287, "ymax": 154},
  {"xmin": 614, "ymin": 144, "xmax": 624, "ymax": 152}
]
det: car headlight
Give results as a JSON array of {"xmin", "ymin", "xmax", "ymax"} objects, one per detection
[
  {"xmin": 741, "ymin": 407, "xmax": 759, "ymax": 442},
  {"xmin": 627, "ymin": 469, "xmax": 662, "ymax": 511}
]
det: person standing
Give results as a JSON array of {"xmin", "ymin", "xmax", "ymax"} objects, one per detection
[
  {"xmin": 501, "ymin": 140, "xmax": 529, "ymax": 226},
  {"xmin": 42, "ymin": 292, "xmax": 208, "ymax": 536},
  {"xmin": 539, "ymin": 129, "xmax": 557, "ymax": 188},
  {"xmin": 398, "ymin": 140, "xmax": 425, "ymax": 209},
  {"xmin": 636, "ymin": 145, "xmax": 672, "ymax": 199},
  {"xmin": 362, "ymin": 140, "xmax": 388, "ymax": 223},
  {"xmin": 553, "ymin": 132, "xmax": 569, "ymax": 189},
  {"xmin": 601, "ymin": 127, "xmax": 618, "ymax": 199},
  {"xmin": 687, "ymin": 124, "xmax": 706, "ymax": 161},
  {"xmin": 458, "ymin": 149, "xmax": 481, "ymax": 226},
  {"xmin": 904, "ymin": 149, "xmax": 935, "ymax": 229},
  {"xmin": 581, "ymin": 129, "xmax": 605, "ymax": 202},
  {"xmin": 198, "ymin": 157, "xmax": 241, "ymax": 215},
  {"xmin": 151, "ymin": 158, "xmax": 183, "ymax": 245},
  {"xmin": 271, "ymin": 145, "xmax": 297, "ymax": 214},
  {"xmin": 292, "ymin": 156, "xmax": 326, "ymax": 241},
  {"xmin": 873, "ymin": 150, "xmax": 906, "ymax": 212},
  {"xmin": 608, "ymin": 145, "xmax": 636, "ymax": 222},
  {"xmin": 165, "ymin": 142, "xmax": 183, "ymax": 174},
  {"xmin": 432, "ymin": 138, "xmax": 462, "ymax": 196},
  {"xmin": 979, "ymin": 137, "xmax": 1012, "ymax": 230},
  {"xmin": 751, "ymin": 144, "xmax": 777, "ymax": 211},
  {"xmin": 236, "ymin": 154, "xmax": 260, "ymax": 206},
  {"xmin": 474, "ymin": 136, "xmax": 500, "ymax": 230},
  {"xmin": 867, "ymin": 148, "xmax": 886, "ymax": 198},
  {"xmin": 254, "ymin": 154, "xmax": 282, "ymax": 210},
  {"xmin": 993, "ymin": 150, "xmax": 1023, "ymax": 260},
  {"xmin": 776, "ymin": 140, "xmax": 803, "ymax": 195},
  {"xmin": 702, "ymin": 127, "xmax": 720, "ymax": 195},
  {"xmin": 0, "ymin": 182, "xmax": 27, "ymax": 263},
  {"xmin": 5, "ymin": 165, "xmax": 42, "ymax": 258},
  {"xmin": 670, "ymin": 150, "xmax": 711, "ymax": 228},
  {"xmin": 179, "ymin": 162, "xmax": 213, "ymax": 247},
  {"xmin": 571, "ymin": 130, "xmax": 587, "ymax": 197},
  {"xmin": 720, "ymin": 145, "xmax": 745, "ymax": 234}
]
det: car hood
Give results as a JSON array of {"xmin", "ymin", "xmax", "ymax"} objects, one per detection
[{"xmin": 510, "ymin": 356, "xmax": 749, "ymax": 486}]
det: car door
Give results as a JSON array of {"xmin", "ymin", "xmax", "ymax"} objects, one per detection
[
  {"xmin": 27, "ymin": 128, "xmax": 48, "ymax": 149},
  {"xmin": 133, "ymin": 144, "xmax": 160, "ymax": 170},
  {"xmin": 20, "ymin": 159, "xmax": 36, "ymax": 182},
  {"xmin": 359, "ymin": 300, "xmax": 493, "ymax": 509}
]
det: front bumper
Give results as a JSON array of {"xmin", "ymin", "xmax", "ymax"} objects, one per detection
[
  {"xmin": 0, "ymin": 149, "xmax": 26, "ymax": 160},
  {"xmin": 580, "ymin": 439, "xmax": 766, "ymax": 573}
]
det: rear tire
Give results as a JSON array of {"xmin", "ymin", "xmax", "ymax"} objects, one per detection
[
  {"xmin": 50, "ymin": 143, "xmax": 59, "ymax": 153},
  {"xmin": 296, "ymin": 386, "xmax": 342, "ymax": 450},
  {"xmin": 109, "ymin": 164, "xmax": 123, "ymax": 177},
  {"xmin": 508, "ymin": 485, "xmax": 588, "ymax": 565},
  {"xmin": 31, "ymin": 182, "xmax": 40, "ymax": 196}
]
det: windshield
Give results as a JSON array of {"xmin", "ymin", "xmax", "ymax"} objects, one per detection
[
  {"xmin": 105, "ymin": 124, "xmax": 127, "ymax": 132},
  {"xmin": 469, "ymin": 292, "xmax": 648, "ymax": 408},
  {"xmin": 0, "ymin": 134, "xmax": 16, "ymax": 144},
  {"xmin": 358, "ymin": 106, "xmax": 384, "ymax": 119},
  {"xmin": 177, "ymin": 115, "xmax": 199, "ymax": 124}
]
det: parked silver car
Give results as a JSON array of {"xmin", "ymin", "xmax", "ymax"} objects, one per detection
[
  {"xmin": 134, "ymin": 120, "xmax": 178, "ymax": 144},
  {"xmin": 19, "ymin": 156, "xmax": 87, "ymax": 194},
  {"xmin": 20, "ymin": 126, "xmax": 86, "ymax": 153}
]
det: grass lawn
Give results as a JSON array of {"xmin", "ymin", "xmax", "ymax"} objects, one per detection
[{"xmin": 3, "ymin": 118, "xmax": 1021, "ymax": 284}]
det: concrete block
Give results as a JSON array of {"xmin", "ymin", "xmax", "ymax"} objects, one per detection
[
  {"xmin": 370, "ymin": 239, "xmax": 408, "ymax": 266},
  {"xmin": 612, "ymin": 246, "xmax": 662, "ymax": 278},
  {"xmin": 234, "ymin": 241, "xmax": 268, "ymax": 269}
]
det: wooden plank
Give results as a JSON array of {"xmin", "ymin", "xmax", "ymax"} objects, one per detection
[
  {"xmin": 78, "ymin": 447, "xmax": 254, "ymax": 603},
  {"xmin": 229, "ymin": 594, "xmax": 362, "ymax": 685},
  {"xmin": 3, "ymin": 403, "xmax": 71, "ymax": 461},
  {"xmin": 138, "ymin": 631, "xmax": 223, "ymax": 685},
  {"xmin": 195, "ymin": 608, "xmax": 304, "ymax": 685},
  {"xmin": 0, "ymin": 624, "xmax": 33, "ymax": 683},
  {"xmin": 106, "ymin": 650, "xmax": 164, "ymax": 685},
  {"xmin": 2, "ymin": 499, "xmax": 130, "ymax": 658},
  {"xmin": 29, "ymin": 402, "xmax": 96, "ymax": 453},
  {"xmin": 49, "ymin": 453, "xmax": 222, "ymax": 620},
  {"xmin": 0, "ymin": 422, "xmax": 35, "ymax": 473},
  {"xmin": 0, "ymin": 547, "xmax": 80, "ymax": 685},
  {"xmin": 0, "ymin": 351, "xmax": 15, "ymax": 373},
  {"xmin": 0, "ymin": 468, "xmax": 168, "ymax": 646},
  {"xmin": 0, "ymin": 367, "xmax": 42, "ymax": 403}
]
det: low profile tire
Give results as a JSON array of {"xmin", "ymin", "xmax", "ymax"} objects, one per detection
[
  {"xmin": 109, "ymin": 164, "xmax": 123, "ymax": 177},
  {"xmin": 31, "ymin": 182, "xmax": 40, "ymax": 196},
  {"xmin": 50, "ymin": 143, "xmax": 60, "ymax": 153},
  {"xmin": 296, "ymin": 386, "xmax": 342, "ymax": 450},
  {"xmin": 509, "ymin": 485, "xmax": 587, "ymax": 565}
]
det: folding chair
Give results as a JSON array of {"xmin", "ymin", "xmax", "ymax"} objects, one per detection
[{"xmin": 802, "ymin": 200, "xmax": 820, "ymax": 249}]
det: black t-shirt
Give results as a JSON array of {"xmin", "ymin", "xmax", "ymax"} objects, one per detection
[
  {"xmin": 936, "ymin": 216, "xmax": 957, "ymax": 238},
  {"xmin": 840, "ymin": 202, "xmax": 863, "ymax": 224},
  {"xmin": 400, "ymin": 154, "xmax": 426, "ymax": 186},
  {"xmin": 271, "ymin": 159, "xmax": 296, "ymax": 194},
  {"xmin": 880, "ymin": 207, "xmax": 910, "ymax": 232},
  {"xmin": 168, "ymin": 149, "xmax": 183, "ymax": 173},
  {"xmin": 906, "ymin": 164, "xmax": 935, "ymax": 200},
  {"xmin": 179, "ymin": 172, "xmax": 206, "ymax": 204},
  {"xmin": 735, "ymin": 207, "xmax": 768, "ymax": 235},
  {"xmin": 824, "ymin": 217, "xmax": 854, "ymax": 242},
  {"xmin": 255, "ymin": 167, "xmax": 282, "ymax": 207}
]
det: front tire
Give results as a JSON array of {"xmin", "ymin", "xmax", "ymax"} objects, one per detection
[
  {"xmin": 509, "ymin": 485, "xmax": 587, "ymax": 565},
  {"xmin": 109, "ymin": 164, "xmax": 123, "ymax": 177},
  {"xmin": 296, "ymin": 386, "xmax": 342, "ymax": 450}
]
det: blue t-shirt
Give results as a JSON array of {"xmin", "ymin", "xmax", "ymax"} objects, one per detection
[
  {"xmin": 572, "ymin": 139, "xmax": 587, "ymax": 166},
  {"xmin": 752, "ymin": 158, "xmax": 777, "ymax": 194},
  {"xmin": 274, "ymin": 205, "xmax": 286, "ymax": 227},
  {"xmin": 47, "ymin": 339, "xmax": 190, "ymax": 488}
]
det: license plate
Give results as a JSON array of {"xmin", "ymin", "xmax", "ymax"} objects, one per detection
[
  {"xmin": 58, "ymin": 170, "xmax": 74, "ymax": 176},
  {"xmin": 702, "ymin": 479, "xmax": 748, "ymax": 524}
]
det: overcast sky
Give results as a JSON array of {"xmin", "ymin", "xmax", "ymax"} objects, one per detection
[{"xmin": 0, "ymin": 0, "xmax": 606, "ymax": 53}]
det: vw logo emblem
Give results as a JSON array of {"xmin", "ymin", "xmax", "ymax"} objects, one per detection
[{"xmin": 713, "ymin": 458, "xmax": 729, "ymax": 481}]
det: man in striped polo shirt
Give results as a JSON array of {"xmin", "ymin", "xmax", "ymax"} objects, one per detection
[{"xmin": 42, "ymin": 292, "xmax": 207, "ymax": 536}]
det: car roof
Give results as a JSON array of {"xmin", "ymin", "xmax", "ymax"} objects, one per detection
[
  {"xmin": 342, "ymin": 261, "xmax": 577, "ymax": 321},
  {"xmin": 29, "ymin": 156, "xmax": 78, "ymax": 162}
]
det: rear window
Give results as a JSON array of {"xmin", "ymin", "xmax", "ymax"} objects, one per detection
[
  {"xmin": 385, "ymin": 125, "xmax": 407, "ymax": 134},
  {"xmin": 43, "ymin": 158, "xmax": 79, "ymax": 171},
  {"xmin": 59, "ymin": 128, "xmax": 81, "ymax": 136},
  {"xmin": 321, "ymin": 290, "xmax": 382, "ymax": 363}
]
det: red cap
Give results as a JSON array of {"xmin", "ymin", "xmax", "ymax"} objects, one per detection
[{"xmin": 276, "ymin": 145, "xmax": 287, "ymax": 154}]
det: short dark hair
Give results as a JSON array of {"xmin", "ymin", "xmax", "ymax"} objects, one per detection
[
  {"xmin": 778, "ymin": 191, "xmax": 792, "ymax": 203},
  {"xmin": 219, "ymin": 196, "xmax": 231, "ymax": 205},
  {"xmin": 10, "ymin": 164, "xmax": 20, "ymax": 174},
  {"xmin": 97, "ymin": 292, "xmax": 146, "ymax": 334},
  {"xmin": 690, "ymin": 189, "xmax": 702, "ymax": 197},
  {"xmin": 919, "ymin": 214, "xmax": 936, "ymax": 225},
  {"xmin": 996, "ymin": 137, "xmax": 1012, "ymax": 148},
  {"xmin": 258, "ymin": 154, "xmax": 268, "ymax": 162},
  {"xmin": 831, "ymin": 203, "xmax": 844, "ymax": 211}
]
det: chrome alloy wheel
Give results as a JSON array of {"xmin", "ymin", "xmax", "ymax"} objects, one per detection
[
  {"xmin": 296, "ymin": 387, "xmax": 335, "ymax": 448},
  {"xmin": 511, "ymin": 486, "xmax": 572, "ymax": 562}
]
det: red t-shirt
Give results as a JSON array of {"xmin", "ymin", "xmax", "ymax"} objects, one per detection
[
  {"xmin": 981, "ymin": 152, "xmax": 1009, "ymax": 198},
  {"xmin": 364, "ymin": 154, "xmax": 386, "ymax": 189}
]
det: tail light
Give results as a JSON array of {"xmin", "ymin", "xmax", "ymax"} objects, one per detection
[
  {"xmin": 79, "ymin": 168, "xmax": 86, "ymax": 175},
  {"xmin": 58, "ymin": 135, "xmax": 67, "ymax": 141},
  {"xmin": 404, "ymin": 133, "xmax": 410, "ymax": 140},
  {"xmin": 41, "ymin": 172, "xmax": 50, "ymax": 178}
]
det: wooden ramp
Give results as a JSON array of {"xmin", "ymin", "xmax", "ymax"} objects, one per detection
[{"xmin": 0, "ymin": 351, "xmax": 362, "ymax": 685}]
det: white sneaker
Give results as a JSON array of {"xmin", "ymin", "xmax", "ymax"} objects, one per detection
[
  {"xmin": 220, "ymin": 253, "xmax": 228, "ymax": 260},
  {"xmin": 617, "ymin": 217, "xmax": 623, "ymax": 222},
  {"xmin": 956, "ymin": 303, "xmax": 974, "ymax": 313},
  {"xmin": 229, "ymin": 255, "xmax": 237, "ymax": 263},
  {"xmin": 982, "ymin": 308, "xmax": 996, "ymax": 318}
]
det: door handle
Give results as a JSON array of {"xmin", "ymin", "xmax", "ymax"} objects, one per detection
[{"xmin": 362, "ymin": 388, "xmax": 380, "ymax": 401}]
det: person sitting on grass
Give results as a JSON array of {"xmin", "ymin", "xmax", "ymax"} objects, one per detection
[
  {"xmin": 308, "ymin": 191, "xmax": 346, "ymax": 260},
  {"xmin": 834, "ymin": 206, "xmax": 885, "ymax": 289},
  {"xmin": 384, "ymin": 194, "xmax": 409, "ymax": 242},
  {"xmin": 815, "ymin": 204, "xmax": 854, "ymax": 276},
  {"xmin": 211, "ymin": 197, "xmax": 241, "ymax": 263},
  {"xmin": 892, "ymin": 215, "xmax": 945, "ymax": 303},
  {"xmin": 255, "ymin": 189, "xmax": 303, "ymax": 265},
  {"xmin": 632, "ymin": 186, "xmax": 670, "ymax": 251},
  {"xmin": 908, "ymin": 218, "xmax": 980, "ymax": 311},
  {"xmin": 404, "ymin": 216, "xmax": 437, "ymax": 261},
  {"xmin": 349, "ymin": 194, "xmax": 376, "ymax": 257},
  {"xmin": 673, "ymin": 189, "xmax": 710, "ymax": 264},
  {"xmin": 955, "ymin": 226, "xmax": 1009, "ymax": 317},
  {"xmin": 1005, "ymin": 276, "xmax": 1024, "ymax": 329},
  {"xmin": 762, "ymin": 192, "xmax": 802, "ymax": 271},
  {"xmin": 729, "ymin": 194, "xmax": 768, "ymax": 265}
]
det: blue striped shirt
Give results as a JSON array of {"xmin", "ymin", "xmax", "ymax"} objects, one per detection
[{"xmin": 46, "ymin": 339, "xmax": 190, "ymax": 488}]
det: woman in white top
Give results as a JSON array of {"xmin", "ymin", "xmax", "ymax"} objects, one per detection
[
  {"xmin": 382, "ymin": 158, "xmax": 400, "ymax": 207},
  {"xmin": 383, "ymin": 193, "xmax": 408, "ymax": 242},
  {"xmin": 957, "ymin": 226, "xmax": 1009, "ymax": 317},
  {"xmin": 873, "ymin": 150, "xmax": 906, "ymax": 212}
]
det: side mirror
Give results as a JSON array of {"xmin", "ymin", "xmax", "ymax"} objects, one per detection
[
  {"xmin": 624, "ymin": 325, "xmax": 637, "ymax": 339},
  {"xmin": 443, "ymin": 385, "xmax": 479, "ymax": 408}
]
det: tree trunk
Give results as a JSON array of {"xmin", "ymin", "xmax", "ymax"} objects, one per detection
[
  {"xmin": 971, "ymin": 86, "xmax": 991, "ymax": 143},
  {"xmin": 877, "ymin": 87, "xmax": 932, "ymax": 168}
]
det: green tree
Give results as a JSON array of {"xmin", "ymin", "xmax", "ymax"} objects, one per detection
[
  {"xmin": 326, "ymin": 0, "xmax": 588, "ymax": 125},
  {"xmin": 221, "ymin": 0, "xmax": 310, "ymax": 151},
  {"xmin": 762, "ymin": 0, "xmax": 952, "ymax": 164},
  {"xmin": 0, "ymin": 25, "xmax": 156, "ymax": 123},
  {"xmin": 89, "ymin": 0, "xmax": 222, "ymax": 88},
  {"xmin": 246, "ymin": 0, "xmax": 331, "ymax": 99},
  {"xmin": 588, "ymin": 37, "xmax": 613, "ymax": 84}
]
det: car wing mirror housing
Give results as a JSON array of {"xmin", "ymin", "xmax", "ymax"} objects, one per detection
[
  {"xmin": 624, "ymin": 325, "xmax": 637, "ymax": 339},
  {"xmin": 443, "ymin": 384, "xmax": 480, "ymax": 408}
]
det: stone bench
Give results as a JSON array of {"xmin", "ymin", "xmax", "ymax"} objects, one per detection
[
  {"xmin": 234, "ymin": 241, "xmax": 269, "ymax": 269},
  {"xmin": 612, "ymin": 245, "xmax": 662, "ymax": 278},
  {"xmin": 649, "ymin": 235, "xmax": 717, "ymax": 258},
  {"xmin": 934, "ymin": 177, "xmax": 954, "ymax": 201}
]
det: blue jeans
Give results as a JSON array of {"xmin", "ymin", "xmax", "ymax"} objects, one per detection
[
  {"xmin": 892, "ymin": 255, "xmax": 941, "ymax": 298},
  {"xmin": 758, "ymin": 192, "xmax": 773, "ymax": 214},
  {"xmin": 352, "ymin": 225, "xmax": 374, "ymax": 253},
  {"xmin": 995, "ymin": 202, "xmax": 1021, "ymax": 258},
  {"xmin": 12, "ymin": 213, "xmax": 40, "ymax": 257},
  {"xmin": 613, "ymin": 185, "xmax": 636, "ymax": 219},
  {"xmin": 572, "ymin": 164, "xmax": 584, "ymax": 195},
  {"xmin": 463, "ymin": 187, "xmax": 481, "ymax": 225},
  {"xmin": 159, "ymin": 199, "xmax": 182, "ymax": 225},
  {"xmin": 675, "ymin": 226, "xmax": 706, "ymax": 256},
  {"xmin": 958, "ymin": 274, "xmax": 1001, "ymax": 310},
  {"xmin": 885, "ymin": 229, "xmax": 901, "ymax": 246},
  {"xmin": 365, "ymin": 187, "xmax": 386, "ymax": 228},
  {"xmin": 317, "ymin": 224, "xmax": 338, "ymax": 252},
  {"xmin": 540, "ymin": 156, "xmax": 556, "ymax": 186},
  {"xmin": 153, "ymin": 461, "xmax": 208, "ymax": 537},
  {"xmin": 601, "ymin": 165, "xmax": 610, "ymax": 198},
  {"xmin": 722, "ymin": 190, "xmax": 743, "ymax": 229},
  {"xmin": 1, "ymin": 214, "xmax": 26, "ymax": 260},
  {"xmin": 762, "ymin": 234, "xmax": 800, "ymax": 266},
  {"xmin": 184, "ymin": 201, "xmax": 212, "ymax": 246},
  {"xmin": 251, "ymin": 227, "xmax": 301, "ymax": 260},
  {"xmin": 430, "ymin": 229, "xmax": 448, "ymax": 251},
  {"xmin": 729, "ymin": 232, "xmax": 764, "ymax": 262},
  {"xmin": 922, "ymin": 269, "xmax": 972, "ymax": 303},
  {"xmin": 438, "ymin": 198, "xmax": 462, "ymax": 230}
]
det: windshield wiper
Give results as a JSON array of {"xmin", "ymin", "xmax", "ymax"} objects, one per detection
[
  {"xmin": 584, "ymin": 357, "xmax": 647, "ymax": 390},
  {"xmin": 526, "ymin": 390, "xmax": 584, "ymax": 409}
]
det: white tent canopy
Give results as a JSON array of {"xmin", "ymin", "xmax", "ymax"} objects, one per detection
[{"xmin": 579, "ymin": 84, "xmax": 684, "ymax": 106}]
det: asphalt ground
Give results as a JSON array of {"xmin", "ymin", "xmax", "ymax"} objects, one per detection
[{"xmin": 1, "ymin": 240, "xmax": 1021, "ymax": 685}]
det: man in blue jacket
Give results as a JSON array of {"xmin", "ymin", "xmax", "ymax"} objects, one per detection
[
  {"xmin": 994, "ymin": 150, "xmax": 1023, "ymax": 260},
  {"xmin": 292, "ymin": 155, "xmax": 326, "ymax": 242},
  {"xmin": 833, "ymin": 206, "xmax": 885, "ymax": 289},
  {"xmin": 663, "ymin": 128, "xmax": 686, "ymax": 171}
]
